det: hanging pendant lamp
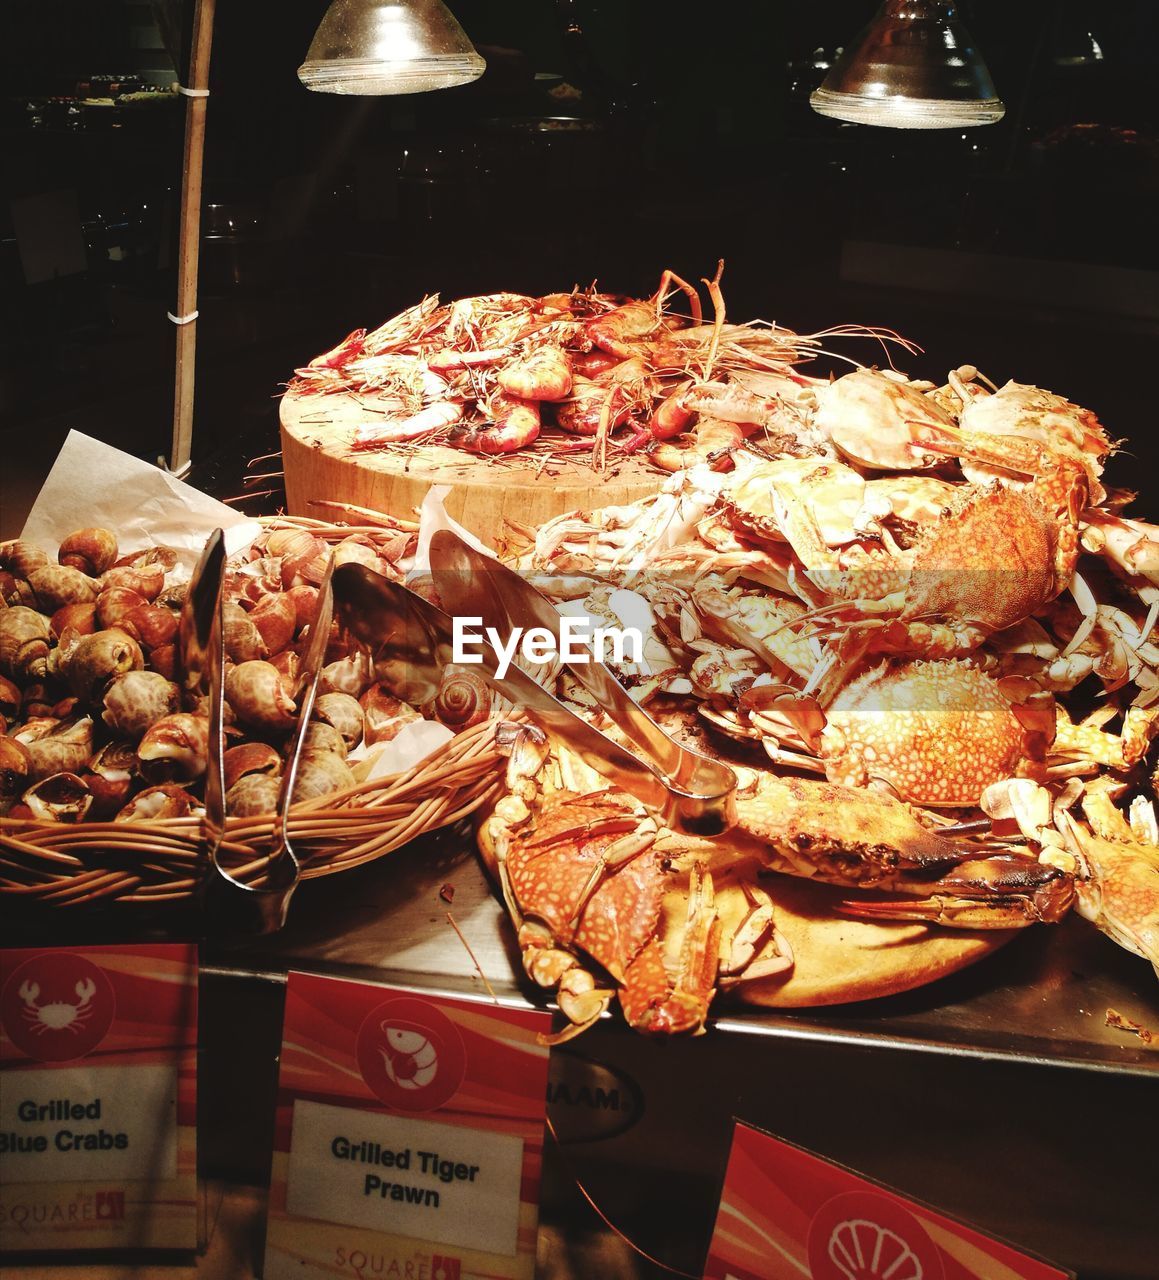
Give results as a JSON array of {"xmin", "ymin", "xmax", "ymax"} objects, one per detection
[
  {"xmin": 298, "ymin": 0, "xmax": 486, "ymax": 95},
  {"xmin": 810, "ymin": 1, "xmax": 1004, "ymax": 129}
]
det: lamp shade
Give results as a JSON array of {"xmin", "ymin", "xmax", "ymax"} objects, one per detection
[
  {"xmin": 298, "ymin": 0, "xmax": 486, "ymax": 95},
  {"xmin": 810, "ymin": 1, "xmax": 1004, "ymax": 129}
]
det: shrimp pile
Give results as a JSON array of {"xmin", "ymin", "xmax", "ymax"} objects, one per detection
[{"xmin": 287, "ymin": 266, "xmax": 910, "ymax": 469}]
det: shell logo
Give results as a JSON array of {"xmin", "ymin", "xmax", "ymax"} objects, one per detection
[
  {"xmin": 807, "ymin": 1191, "xmax": 944, "ymax": 1280},
  {"xmin": 355, "ymin": 996, "xmax": 466, "ymax": 1113},
  {"xmin": 0, "ymin": 954, "xmax": 116, "ymax": 1063}
]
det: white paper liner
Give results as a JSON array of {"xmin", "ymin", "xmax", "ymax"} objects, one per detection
[{"xmin": 20, "ymin": 430, "xmax": 262, "ymax": 570}]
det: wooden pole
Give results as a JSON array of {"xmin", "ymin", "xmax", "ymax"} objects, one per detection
[{"xmin": 169, "ymin": 0, "xmax": 217, "ymax": 477}]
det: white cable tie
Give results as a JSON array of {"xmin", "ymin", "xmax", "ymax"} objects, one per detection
[
  {"xmin": 168, "ymin": 310, "xmax": 199, "ymax": 325},
  {"xmin": 177, "ymin": 85, "xmax": 210, "ymax": 98}
]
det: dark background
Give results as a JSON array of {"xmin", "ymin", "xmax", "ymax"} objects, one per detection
[{"xmin": 2, "ymin": 0, "xmax": 1158, "ymax": 531}]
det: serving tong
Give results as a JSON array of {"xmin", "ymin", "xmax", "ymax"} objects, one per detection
[
  {"xmin": 332, "ymin": 532, "xmax": 736, "ymax": 836},
  {"xmin": 180, "ymin": 530, "xmax": 332, "ymax": 932}
]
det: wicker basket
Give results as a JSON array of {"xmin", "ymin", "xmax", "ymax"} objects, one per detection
[
  {"xmin": 0, "ymin": 718, "xmax": 506, "ymax": 908},
  {"xmin": 0, "ymin": 512, "xmax": 504, "ymax": 911}
]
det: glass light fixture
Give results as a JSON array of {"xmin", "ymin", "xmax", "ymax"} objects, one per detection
[
  {"xmin": 810, "ymin": 1, "xmax": 1004, "ymax": 129},
  {"xmin": 298, "ymin": 0, "xmax": 486, "ymax": 95}
]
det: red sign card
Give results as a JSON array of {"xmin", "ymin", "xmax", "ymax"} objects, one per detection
[
  {"xmin": 0, "ymin": 943, "xmax": 199, "ymax": 1255},
  {"xmin": 704, "ymin": 1122, "xmax": 1073, "ymax": 1280},
  {"xmin": 264, "ymin": 972, "xmax": 552, "ymax": 1280}
]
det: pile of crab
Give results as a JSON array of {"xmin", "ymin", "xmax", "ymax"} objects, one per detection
[
  {"xmin": 0, "ymin": 518, "xmax": 477, "ymax": 831},
  {"xmin": 288, "ymin": 264, "xmax": 908, "ymax": 466},
  {"xmin": 482, "ymin": 360, "xmax": 1159, "ymax": 1037}
]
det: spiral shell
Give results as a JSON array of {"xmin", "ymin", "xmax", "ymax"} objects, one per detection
[
  {"xmin": 0, "ymin": 607, "xmax": 52, "ymax": 681},
  {"xmin": 28, "ymin": 564, "xmax": 98, "ymax": 613},
  {"xmin": 361, "ymin": 685, "xmax": 422, "ymax": 744},
  {"xmin": 115, "ymin": 783, "xmax": 197, "ymax": 822},
  {"xmin": 102, "ymin": 669, "xmax": 181, "ymax": 738},
  {"xmin": 118, "ymin": 602, "xmax": 180, "ymax": 651},
  {"xmin": 268, "ymin": 649, "xmax": 300, "ymax": 687},
  {"xmin": 58, "ymin": 528, "xmax": 118, "ymax": 576},
  {"xmin": 223, "ymin": 602, "xmax": 269, "ymax": 663},
  {"xmin": 25, "ymin": 717, "xmax": 95, "ymax": 783},
  {"xmin": 1, "ymin": 569, "xmax": 34, "ymax": 607},
  {"xmin": 225, "ymin": 661, "xmax": 297, "ymax": 733},
  {"xmin": 150, "ymin": 643, "xmax": 178, "ymax": 681},
  {"xmin": 226, "ymin": 773, "xmax": 282, "ymax": 816},
  {"xmin": 83, "ymin": 744, "xmax": 137, "ymax": 818},
  {"xmin": 320, "ymin": 651, "xmax": 373, "ymax": 698},
  {"xmin": 101, "ymin": 563, "xmax": 165, "ymax": 601},
  {"xmin": 0, "ymin": 539, "xmax": 50, "ymax": 579},
  {"xmin": 249, "ymin": 592, "xmax": 297, "ymax": 655},
  {"xmin": 137, "ymin": 712, "xmax": 210, "ymax": 781},
  {"xmin": 431, "ymin": 664, "xmax": 491, "ymax": 731},
  {"xmin": 0, "ymin": 674, "xmax": 21, "ymax": 725},
  {"xmin": 299, "ymin": 720, "xmax": 347, "ymax": 759},
  {"xmin": 264, "ymin": 528, "xmax": 330, "ymax": 587},
  {"xmin": 114, "ymin": 545, "xmax": 178, "ymax": 573},
  {"xmin": 49, "ymin": 601, "xmax": 97, "ymax": 639},
  {"xmin": 289, "ymin": 749, "xmax": 355, "ymax": 802},
  {"xmin": 0, "ymin": 736, "xmax": 32, "ymax": 799},
  {"xmin": 223, "ymin": 741, "xmax": 282, "ymax": 790},
  {"xmin": 286, "ymin": 584, "xmax": 319, "ymax": 632},
  {"xmin": 22, "ymin": 771, "xmax": 93, "ymax": 823},
  {"xmin": 313, "ymin": 692, "xmax": 365, "ymax": 750},
  {"xmin": 96, "ymin": 586, "xmax": 147, "ymax": 629},
  {"xmin": 332, "ymin": 538, "xmax": 381, "ymax": 571},
  {"xmin": 64, "ymin": 628, "xmax": 145, "ymax": 701}
]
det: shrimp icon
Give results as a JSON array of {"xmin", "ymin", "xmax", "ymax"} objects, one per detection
[{"xmin": 378, "ymin": 1023, "xmax": 438, "ymax": 1090}]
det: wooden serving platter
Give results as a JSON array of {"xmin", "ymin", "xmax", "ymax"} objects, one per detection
[
  {"xmin": 702, "ymin": 875, "xmax": 1011, "ymax": 1009},
  {"xmin": 280, "ymin": 388, "xmax": 663, "ymax": 538}
]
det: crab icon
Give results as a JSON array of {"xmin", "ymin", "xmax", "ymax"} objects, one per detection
[
  {"xmin": 18, "ymin": 978, "xmax": 98, "ymax": 1035},
  {"xmin": 827, "ymin": 1218, "xmax": 923, "ymax": 1280},
  {"xmin": 378, "ymin": 1025, "xmax": 438, "ymax": 1090}
]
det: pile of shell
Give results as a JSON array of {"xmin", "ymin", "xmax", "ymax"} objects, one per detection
[{"xmin": 0, "ymin": 521, "xmax": 474, "ymax": 826}]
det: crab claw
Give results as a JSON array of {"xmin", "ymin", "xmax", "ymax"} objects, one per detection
[
  {"xmin": 75, "ymin": 978, "xmax": 97, "ymax": 1003},
  {"xmin": 620, "ymin": 866, "xmax": 722, "ymax": 1035},
  {"xmin": 838, "ymin": 855, "xmax": 1076, "ymax": 928},
  {"xmin": 18, "ymin": 980, "xmax": 40, "ymax": 1007}
]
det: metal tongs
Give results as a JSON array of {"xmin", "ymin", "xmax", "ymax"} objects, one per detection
[
  {"xmin": 180, "ymin": 529, "xmax": 322, "ymax": 933},
  {"xmin": 332, "ymin": 534, "xmax": 736, "ymax": 835}
]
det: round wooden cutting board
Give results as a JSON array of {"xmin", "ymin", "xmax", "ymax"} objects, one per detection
[
  {"xmin": 704, "ymin": 875, "xmax": 1011, "ymax": 1008},
  {"xmin": 280, "ymin": 388, "xmax": 664, "ymax": 539}
]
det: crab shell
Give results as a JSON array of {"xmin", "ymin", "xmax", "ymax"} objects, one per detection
[
  {"xmin": 504, "ymin": 791, "xmax": 665, "ymax": 985},
  {"xmin": 819, "ymin": 660, "xmax": 1049, "ymax": 807}
]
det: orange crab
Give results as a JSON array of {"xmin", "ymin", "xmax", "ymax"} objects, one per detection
[{"xmin": 482, "ymin": 785, "xmax": 790, "ymax": 1039}]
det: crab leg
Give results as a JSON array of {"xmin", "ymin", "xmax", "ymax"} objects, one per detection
[{"xmin": 839, "ymin": 855, "xmax": 1076, "ymax": 928}]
